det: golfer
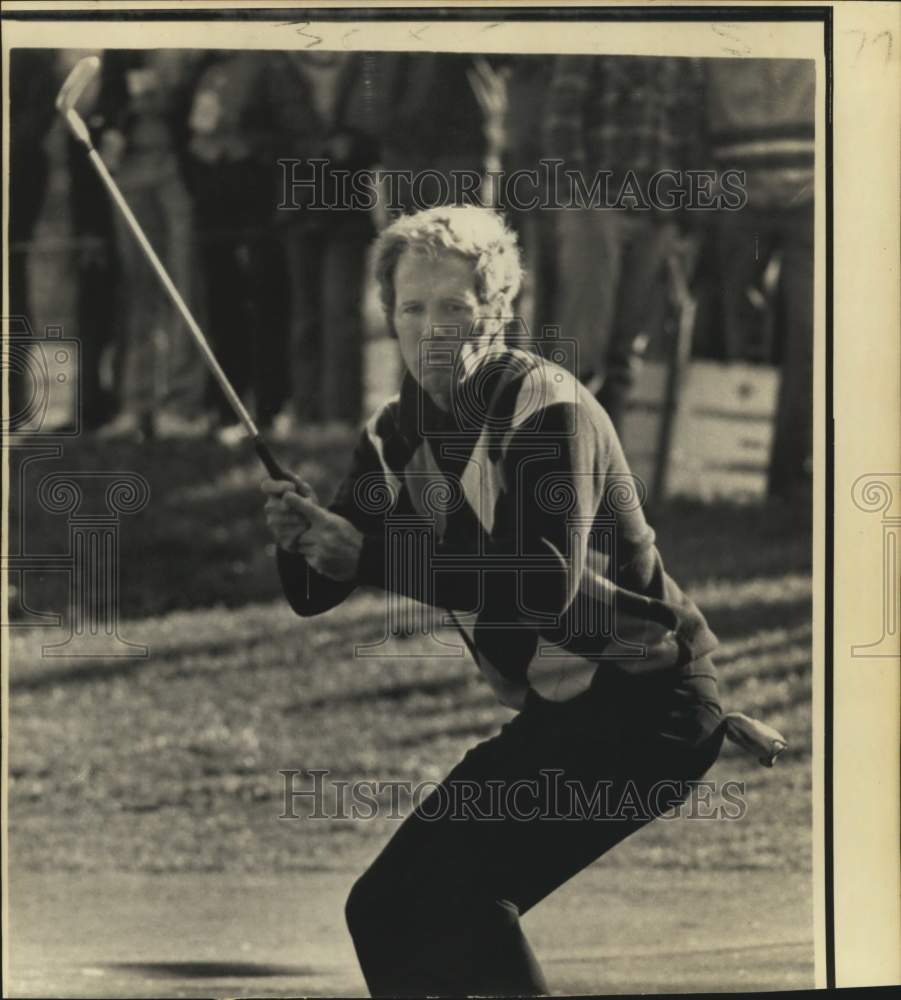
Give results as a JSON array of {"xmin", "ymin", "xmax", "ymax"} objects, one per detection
[{"xmin": 263, "ymin": 206, "xmax": 775, "ymax": 997}]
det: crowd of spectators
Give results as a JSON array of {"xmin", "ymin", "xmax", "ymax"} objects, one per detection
[{"xmin": 8, "ymin": 50, "xmax": 814, "ymax": 497}]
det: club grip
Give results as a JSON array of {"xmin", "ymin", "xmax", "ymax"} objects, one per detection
[{"xmin": 253, "ymin": 436, "xmax": 293, "ymax": 482}]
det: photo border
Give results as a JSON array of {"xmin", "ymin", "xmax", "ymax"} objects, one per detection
[{"xmin": 6, "ymin": 0, "xmax": 895, "ymax": 994}]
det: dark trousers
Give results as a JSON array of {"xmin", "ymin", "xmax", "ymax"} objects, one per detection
[
  {"xmin": 346, "ymin": 667, "xmax": 724, "ymax": 997},
  {"xmin": 111, "ymin": 161, "xmax": 206, "ymax": 421},
  {"xmin": 716, "ymin": 202, "xmax": 814, "ymax": 497},
  {"xmin": 508, "ymin": 208, "xmax": 558, "ymax": 351},
  {"xmin": 283, "ymin": 215, "xmax": 371, "ymax": 425},
  {"xmin": 556, "ymin": 209, "xmax": 677, "ymax": 432},
  {"xmin": 68, "ymin": 137, "xmax": 119, "ymax": 429},
  {"xmin": 192, "ymin": 160, "xmax": 291, "ymax": 427},
  {"xmin": 7, "ymin": 152, "xmax": 49, "ymax": 430}
]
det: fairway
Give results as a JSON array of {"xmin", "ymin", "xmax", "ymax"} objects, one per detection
[
  {"xmin": 7, "ymin": 415, "xmax": 813, "ymax": 996},
  {"xmin": 10, "ymin": 868, "xmax": 813, "ymax": 997}
]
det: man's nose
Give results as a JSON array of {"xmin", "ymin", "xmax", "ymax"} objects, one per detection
[
  {"xmin": 425, "ymin": 316, "xmax": 464, "ymax": 341},
  {"xmin": 421, "ymin": 324, "xmax": 462, "ymax": 368}
]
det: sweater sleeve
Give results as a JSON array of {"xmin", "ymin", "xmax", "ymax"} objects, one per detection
[
  {"xmin": 489, "ymin": 400, "xmax": 608, "ymax": 623},
  {"xmin": 277, "ymin": 426, "xmax": 390, "ymax": 617}
]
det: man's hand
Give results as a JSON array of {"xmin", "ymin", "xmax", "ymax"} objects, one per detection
[
  {"xmin": 261, "ymin": 479, "xmax": 363, "ymax": 582},
  {"xmin": 262, "ymin": 476, "xmax": 318, "ymax": 553},
  {"xmin": 283, "ymin": 494, "xmax": 364, "ymax": 582}
]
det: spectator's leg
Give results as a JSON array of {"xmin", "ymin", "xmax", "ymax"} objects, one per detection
[
  {"xmin": 74, "ymin": 242, "xmax": 119, "ymax": 428},
  {"xmin": 768, "ymin": 203, "xmax": 814, "ymax": 498},
  {"xmin": 68, "ymin": 138, "xmax": 118, "ymax": 430},
  {"xmin": 8, "ymin": 151, "xmax": 49, "ymax": 430},
  {"xmin": 111, "ymin": 184, "xmax": 165, "ymax": 432},
  {"xmin": 204, "ymin": 232, "xmax": 251, "ymax": 425},
  {"xmin": 246, "ymin": 162, "xmax": 291, "ymax": 428},
  {"xmin": 506, "ymin": 209, "xmax": 537, "ymax": 346},
  {"xmin": 684, "ymin": 229, "xmax": 723, "ymax": 361},
  {"xmin": 555, "ymin": 208, "xmax": 623, "ymax": 387},
  {"xmin": 715, "ymin": 209, "xmax": 766, "ymax": 363},
  {"xmin": 598, "ymin": 215, "xmax": 677, "ymax": 432},
  {"xmin": 240, "ymin": 160, "xmax": 291, "ymax": 430},
  {"xmin": 510, "ymin": 209, "xmax": 558, "ymax": 353},
  {"xmin": 532, "ymin": 208, "xmax": 560, "ymax": 344},
  {"xmin": 320, "ymin": 217, "xmax": 370, "ymax": 426},
  {"xmin": 192, "ymin": 160, "xmax": 256, "ymax": 426},
  {"xmin": 248, "ymin": 232, "xmax": 291, "ymax": 429},
  {"xmin": 283, "ymin": 222, "xmax": 325, "ymax": 424},
  {"xmin": 157, "ymin": 169, "xmax": 207, "ymax": 421}
]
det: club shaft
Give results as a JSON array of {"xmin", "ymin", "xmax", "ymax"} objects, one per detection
[{"xmin": 85, "ymin": 146, "xmax": 260, "ymax": 438}]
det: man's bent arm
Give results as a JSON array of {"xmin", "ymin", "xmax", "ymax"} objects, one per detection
[{"xmin": 277, "ymin": 426, "xmax": 389, "ymax": 617}]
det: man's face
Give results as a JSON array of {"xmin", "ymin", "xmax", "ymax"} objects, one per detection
[{"xmin": 392, "ymin": 248, "xmax": 484, "ymax": 411}]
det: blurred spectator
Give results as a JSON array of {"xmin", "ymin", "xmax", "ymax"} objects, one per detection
[
  {"xmin": 7, "ymin": 49, "xmax": 58, "ymax": 430},
  {"xmin": 379, "ymin": 53, "xmax": 488, "ymax": 214},
  {"xmin": 496, "ymin": 54, "xmax": 557, "ymax": 342},
  {"xmin": 184, "ymin": 50, "xmax": 290, "ymax": 443},
  {"xmin": 58, "ymin": 49, "xmax": 121, "ymax": 432},
  {"xmin": 544, "ymin": 56, "xmax": 705, "ymax": 432},
  {"xmin": 705, "ymin": 58, "xmax": 815, "ymax": 498},
  {"xmin": 92, "ymin": 50, "xmax": 206, "ymax": 440},
  {"xmin": 263, "ymin": 52, "xmax": 382, "ymax": 429}
]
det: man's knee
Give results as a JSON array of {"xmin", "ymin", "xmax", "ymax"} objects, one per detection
[
  {"xmin": 346, "ymin": 864, "xmax": 487, "ymax": 946},
  {"xmin": 345, "ymin": 866, "xmax": 408, "ymax": 946},
  {"xmin": 345, "ymin": 870, "xmax": 379, "ymax": 942}
]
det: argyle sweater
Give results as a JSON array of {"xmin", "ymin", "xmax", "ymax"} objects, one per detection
[{"xmin": 278, "ymin": 347, "xmax": 719, "ymax": 710}]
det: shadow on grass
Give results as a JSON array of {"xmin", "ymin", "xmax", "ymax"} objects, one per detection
[
  {"xmin": 9, "ymin": 581, "xmax": 811, "ymax": 708},
  {"xmin": 713, "ymin": 625, "xmax": 811, "ymax": 668},
  {"xmin": 8, "ymin": 430, "xmax": 353, "ymax": 623},
  {"xmin": 291, "ymin": 674, "xmax": 473, "ymax": 713},
  {"xmin": 653, "ymin": 495, "xmax": 812, "ymax": 588},
  {"xmin": 105, "ymin": 960, "xmax": 322, "ymax": 979},
  {"xmin": 705, "ymin": 595, "xmax": 812, "ymax": 644},
  {"xmin": 10, "ymin": 624, "xmax": 304, "ymax": 691}
]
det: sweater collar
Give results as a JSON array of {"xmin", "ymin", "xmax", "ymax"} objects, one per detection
[{"xmin": 397, "ymin": 345, "xmax": 512, "ymax": 446}]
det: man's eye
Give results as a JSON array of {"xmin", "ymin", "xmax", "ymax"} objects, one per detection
[{"xmin": 400, "ymin": 304, "xmax": 423, "ymax": 315}]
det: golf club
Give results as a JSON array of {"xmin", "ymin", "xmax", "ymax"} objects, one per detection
[{"xmin": 56, "ymin": 55, "xmax": 295, "ymax": 483}]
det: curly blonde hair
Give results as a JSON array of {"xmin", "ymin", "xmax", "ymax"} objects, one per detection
[{"xmin": 373, "ymin": 206, "xmax": 523, "ymax": 320}]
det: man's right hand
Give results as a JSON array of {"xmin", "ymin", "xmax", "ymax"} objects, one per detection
[{"xmin": 261, "ymin": 476, "xmax": 319, "ymax": 553}]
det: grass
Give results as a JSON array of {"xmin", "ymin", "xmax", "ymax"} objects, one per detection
[{"xmin": 8, "ymin": 432, "xmax": 813, "ymax": 876}]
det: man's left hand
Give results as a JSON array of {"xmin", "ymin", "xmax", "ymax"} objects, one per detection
[{"xmin": 282, "ymin": 493, "xmax": 364, "ymax": 582}]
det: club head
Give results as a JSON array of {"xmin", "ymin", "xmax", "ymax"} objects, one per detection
[{"xmin": 55, "ymin": 55, "xmax": 100, "ymax": 113}]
